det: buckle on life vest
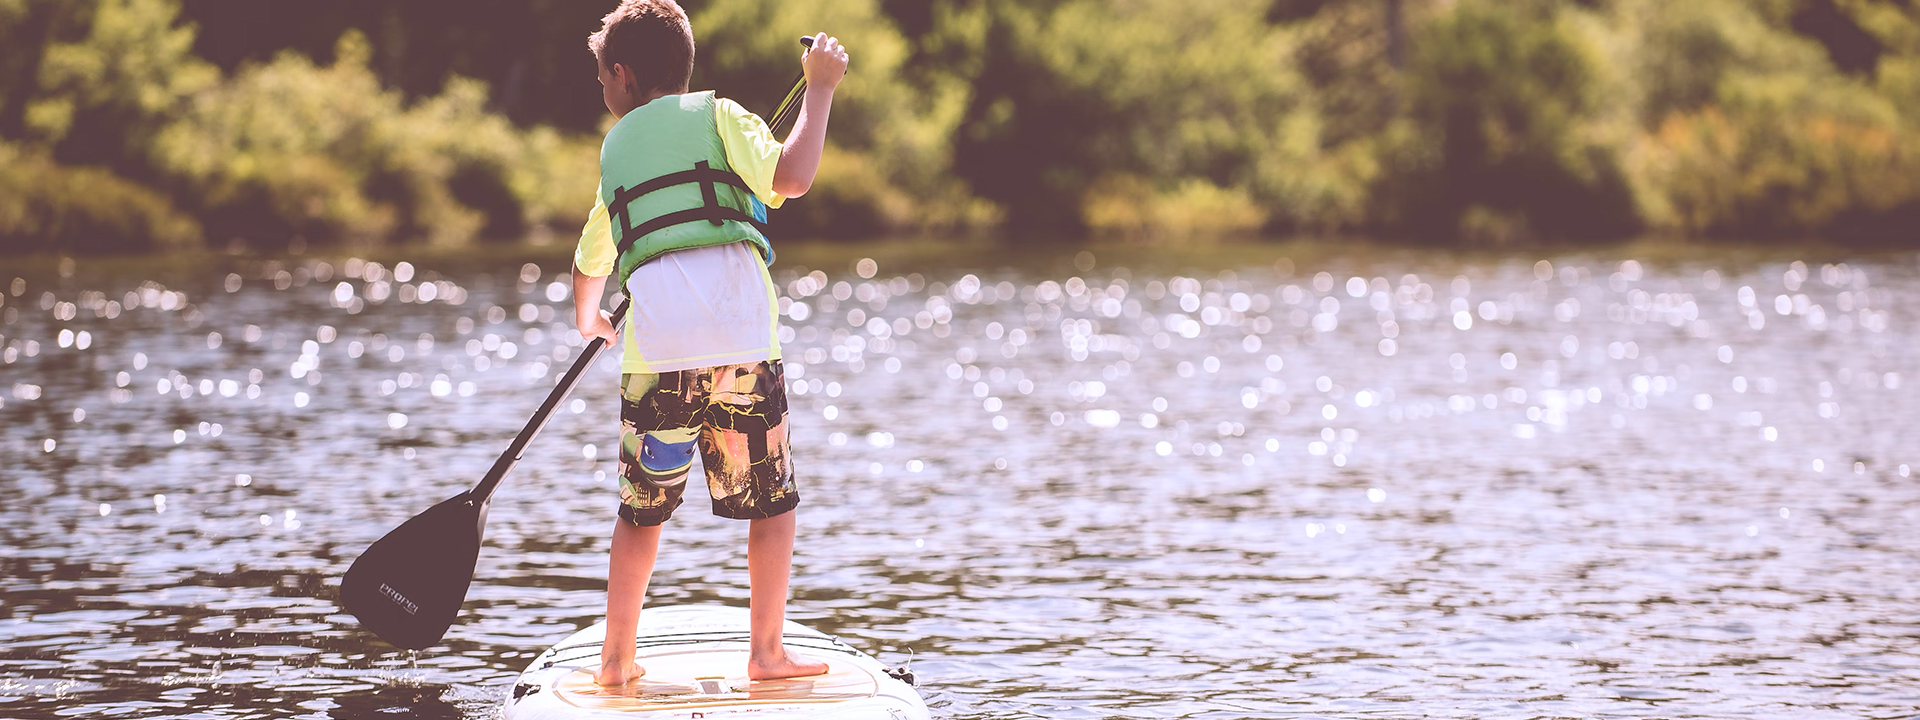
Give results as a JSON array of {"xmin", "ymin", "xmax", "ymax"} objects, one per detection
[{"xmin": 608, "ymin": 161, "xmax": 771, "ymax": 259}]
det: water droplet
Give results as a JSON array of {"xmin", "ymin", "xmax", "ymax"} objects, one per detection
[
  {"xmin": 99, "ymin": 503, "xmax": 111, "ymax": 516},
  {"xmin": 1367, "ymin": 488, "xmax": 1386, "ymax": 503}
]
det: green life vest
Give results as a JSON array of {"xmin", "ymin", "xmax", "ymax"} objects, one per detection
[{"xmin": 600, "ymin": 91, "xmax": 773, "ymax": 288}]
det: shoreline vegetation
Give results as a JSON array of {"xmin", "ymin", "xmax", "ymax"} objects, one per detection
[{"xmin": 3, "ymin": 0, "xmax": 1918, "ymax": 254}]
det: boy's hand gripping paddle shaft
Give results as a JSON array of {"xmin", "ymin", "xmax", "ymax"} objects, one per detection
[{"xmin": 341, "ymin": 297, "xmax": 630, "ymax": 650}]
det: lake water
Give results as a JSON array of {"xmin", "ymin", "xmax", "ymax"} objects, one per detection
[{"xmin": 3, "ymin": 241, "xmax": 1919, "ymax": 719}]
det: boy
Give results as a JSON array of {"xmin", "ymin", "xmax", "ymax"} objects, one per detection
[{"xmin": 570, "ymin": 0, "xmax": 848, "ymax": 686}]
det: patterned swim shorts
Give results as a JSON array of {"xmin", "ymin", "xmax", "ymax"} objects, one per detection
[{"xmin": 617, "ymin": 359, "xmax": 798, "ymax": 526}]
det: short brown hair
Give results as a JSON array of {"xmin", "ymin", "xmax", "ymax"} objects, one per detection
[{"xmin": 588, "ymin": 0, "xmax": 695, "ymax": 95}]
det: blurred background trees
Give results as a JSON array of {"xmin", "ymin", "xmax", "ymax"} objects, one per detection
[{"xmin": 2, "ymin": 0, "xmax": 1916, "ymax": 253}]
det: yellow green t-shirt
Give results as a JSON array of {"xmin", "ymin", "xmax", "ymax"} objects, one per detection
[{"xmin": 574, "ymin": 96, "xmax": 787, "ymax": 374}]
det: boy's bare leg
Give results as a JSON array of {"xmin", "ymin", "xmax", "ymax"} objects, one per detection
[
  {"xmin": 598, "ymin": 518, "xmax": 663, "ymax": 686},
  {"xmin": 746, "ymin": 510, "xmax": 828, "ymax": 680}
]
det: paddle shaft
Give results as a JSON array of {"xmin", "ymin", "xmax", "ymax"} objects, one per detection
[
  {"xmin": 470, "ymin": 297, "xmax": 630, "ymax": 504},
  {"xmin": 768, "ymin": 36, "xmax": 832, "ymax": 137}
]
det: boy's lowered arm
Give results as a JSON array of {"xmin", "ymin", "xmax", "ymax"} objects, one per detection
[
  {"xmin": 573, "ymin": 266, "xmax": 617, "ymax": 343},
  {"xmin": 771, "ymin": 33, "xmax": 849, "ymax": 198}
]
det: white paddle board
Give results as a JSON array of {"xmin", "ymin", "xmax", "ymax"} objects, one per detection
[{"xmin": 504, "ymin": 605, "xmax": 928, "ymax": 719}]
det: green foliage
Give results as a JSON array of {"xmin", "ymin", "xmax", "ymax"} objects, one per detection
[
  {"xmin": 1621, "ymin": 0, "xmax": 1920, "ymax": 238},
  {"xmin": 0, "ymin": 0, "xmax": 597, "ymax": 251},
  {"xmin": 694, "ymin": 0, "xmax": 986, "ymax": 236},
  {"xmin": 152, "ymin": 33, "xmax": 597, "ymax": 247},
  {"xmin": 0, "ymin": 141, "xmax": 200, "ymax": 252},
  {"xmin": 1380, "ymin": 0, "xmax": 1638, "ymax": 243},
  {"xmin": 6, "ymin": 0, "xmax": 1920, "ymax": 250},
  {"xmin": 27, "ymin": 0, "xmax": 217, "ymax": 167}
]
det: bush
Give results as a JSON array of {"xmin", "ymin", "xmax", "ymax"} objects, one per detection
[
  {"xmin": 694, "ymin": 0, "xmax": 986, "ymax": 237},
  {"xmin": 1621, "ymin": 0, "xmax": 1920, "ymax": 239},
  {"xmin": 151, "ymin": 32, "xmax": 598, "ymax": 248},
  {"xmin": 0, "ymin": 142, "xmax": 200, "ymax": 253},
  {"xmin": 1382, "ymin": 0, "xmax": 1639, "ymax": 244}
]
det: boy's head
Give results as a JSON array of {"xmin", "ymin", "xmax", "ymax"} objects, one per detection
[{"xmin": 589, "ymin": 0, "xmax": 695, "ymax": 116}]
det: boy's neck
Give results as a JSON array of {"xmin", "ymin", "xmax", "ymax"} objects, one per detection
[{"xmin": 616, "ymin": 87, "xmax": 691, "ymax": 118}]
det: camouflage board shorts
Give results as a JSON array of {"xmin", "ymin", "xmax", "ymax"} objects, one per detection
[{"xmin": 617, "ymin": 359, "xmax": 798, "ymax": 526}]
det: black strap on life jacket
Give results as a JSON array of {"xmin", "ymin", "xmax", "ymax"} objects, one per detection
[{"xmin": 609, "ymin": 160, "xmax": 771, "ymax": 259}]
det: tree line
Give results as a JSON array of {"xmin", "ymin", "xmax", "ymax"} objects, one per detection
[{"xmin": 2, "ymin": 0, "xmax": 1916, "ymax": 253}]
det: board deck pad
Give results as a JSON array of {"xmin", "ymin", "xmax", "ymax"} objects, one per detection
[
  {"xmin": 506, "ymin": 606, "xmax": 927, "ymax": 719},
  {"xmin": 552, "ymin": 651, "xmax": 880, "ymax": 711}
]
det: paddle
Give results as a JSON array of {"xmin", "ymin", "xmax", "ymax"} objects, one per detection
[
  {"xmin": 341, "ymin": 295, "xmax": 630, "ymax": 649},
  {"xmin": 342, "ymin": 39, "xmax": 823, "ymax": 651},
  {"xmin": 768, "ymin": 36, "xmax": 827, "ymax": 137}
]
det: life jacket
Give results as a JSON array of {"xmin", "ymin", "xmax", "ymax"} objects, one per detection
[{"xmin": 600, "ymin": 91, "xmax": 773, "ymax": 288}]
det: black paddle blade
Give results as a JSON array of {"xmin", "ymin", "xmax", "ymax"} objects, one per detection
[{"xmin": 341, "ymin": 491, "xmax": 488, "ymax": 650}]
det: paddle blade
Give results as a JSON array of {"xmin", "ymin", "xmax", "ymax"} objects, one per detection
[{"xmin": 341, "ymin": 491, "xmax": 488, "ymax": 650}]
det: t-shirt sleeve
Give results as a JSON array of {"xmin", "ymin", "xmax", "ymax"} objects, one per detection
[
  {"xmin": 573, "ymin": 192, "xmax": 617, "ymax": 278},
  {"xmin": 715, "ymin": 97, "xmax": 786, "ymax": 210}
]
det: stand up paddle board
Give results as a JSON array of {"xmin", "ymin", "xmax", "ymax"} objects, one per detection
[{"xmin": 505, "ymin": 605, "xmax": 928, "ymax": 719}]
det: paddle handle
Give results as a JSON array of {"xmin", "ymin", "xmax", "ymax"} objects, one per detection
[
  {"xmin": 768, "ymin": 36, "xmax": 826, "ymax": 138},
  {"xmin": 470, "ymin": 296, "xmax": 631, "ymax": 504}
]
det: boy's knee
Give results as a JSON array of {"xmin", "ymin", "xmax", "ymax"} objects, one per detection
[{"xmin": 618, "ymin": 501, "xmax": 678, "ymax": 527}]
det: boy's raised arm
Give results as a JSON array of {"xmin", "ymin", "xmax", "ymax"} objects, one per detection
[{"xmin": 770, "ymin": 33, "xmax": 849, "ymax": 198}]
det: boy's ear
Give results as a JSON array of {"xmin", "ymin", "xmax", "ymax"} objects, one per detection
[{"xmin": 612, "ymin": 63, "xmax": 637, "ymax": 93}]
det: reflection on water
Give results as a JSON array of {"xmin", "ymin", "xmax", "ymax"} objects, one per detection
[{"xmin": 2, "ymin": 244, "xmax": 1917, "ymax": 719}]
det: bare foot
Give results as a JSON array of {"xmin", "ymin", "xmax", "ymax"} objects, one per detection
[
  {"xmin": 595, "ymin": 658, "xmax": 645, "ymax": 686},
  {"xmin": 748, "ymin": 650, "xmax": 829, "ymax": 681}
]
